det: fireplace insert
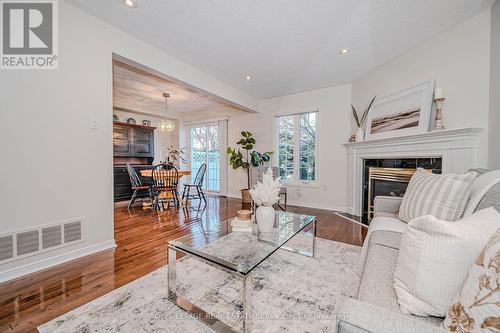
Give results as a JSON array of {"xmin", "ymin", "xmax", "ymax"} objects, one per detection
[{"xmin": 362, "ymin": 158, "xmax": 442, "ymax": 224}]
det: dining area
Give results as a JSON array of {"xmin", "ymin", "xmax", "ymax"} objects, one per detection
[{"xmin": 124, "ymin": 163, "xmax": 208, "ymax": 212}]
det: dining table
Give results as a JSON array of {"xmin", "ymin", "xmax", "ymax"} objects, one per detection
[
  {"xmin": 139, "ymin": 169, "xmax": 191, "ymax": 179},
  {"xmin": 139, "ymin": 169, "xmax": 191, "ymax": 206}
]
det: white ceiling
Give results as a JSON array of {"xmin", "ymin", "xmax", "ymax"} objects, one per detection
[
  {"xmin": 67, "ymin": 0, "xmax": 494, "ymax": 99},
  {"xmin": 113, "ymin": 60, "xmax": 245, "ymax": 119}
]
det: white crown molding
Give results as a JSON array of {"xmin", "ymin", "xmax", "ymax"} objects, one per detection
[{"xmin": 0, "ymin": 240, "xmax": 116, "ymax": 283}]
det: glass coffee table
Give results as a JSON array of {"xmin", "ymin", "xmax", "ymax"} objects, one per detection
[{"xmin": 167, "ymin": 211, "xmax": 316, "ymax": 332}]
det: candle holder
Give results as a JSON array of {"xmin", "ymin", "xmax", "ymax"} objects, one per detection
[{"xmin": 433, "ymin": 98, "xmax": 445, "ymax": 130}]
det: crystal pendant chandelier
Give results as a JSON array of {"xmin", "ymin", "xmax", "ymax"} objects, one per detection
[{"xmin": 159, "ymin": 92, "xmax": 175, "ymax": 132}]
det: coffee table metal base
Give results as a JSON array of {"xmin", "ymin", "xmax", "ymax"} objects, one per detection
[
  {"xmin": 167, "ymin": 219, "xmax": 316, "ymax": 333},
  {"xmin": 168, "ymin": 247, "xmax": 251, "ymax": 332}
]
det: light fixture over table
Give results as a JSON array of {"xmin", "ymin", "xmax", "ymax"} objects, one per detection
[{"xmin": 159, "ymin": 92, "xmax": 175, "ymax": 132}]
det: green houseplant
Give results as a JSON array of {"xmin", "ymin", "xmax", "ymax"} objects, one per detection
[{"xmin": 227, "ymin": 131, "xmax": 273, "ymax": 203}]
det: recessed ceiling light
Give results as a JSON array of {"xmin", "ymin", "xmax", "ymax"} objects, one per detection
[
  {"xmin": 123, "ymin": 0, "xmax": 137, "ymax": 8},
  {"xmin": 339, "ymin": 48, "xmax": 350, "ymax": 55},
  {"xmin": 244, "ymin": 75, "xmax": 252, "ymax": 80}
]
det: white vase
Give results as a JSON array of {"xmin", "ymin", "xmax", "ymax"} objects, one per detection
[
  {"xmin": 355, "ymin": 127, "xmax": 365, "ymax": 142},
  {"xmin": 256, "ymin": 206, "xmax": 275, "ymax": 233}
]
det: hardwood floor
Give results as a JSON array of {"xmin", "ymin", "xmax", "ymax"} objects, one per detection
[{"xmin": 0, "ymin": 196, "xmax": 367, "ymax": 333}]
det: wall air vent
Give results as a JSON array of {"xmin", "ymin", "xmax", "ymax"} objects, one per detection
[
  {"xmin": 64, "ymin": 221, "xmax": 82, "ymax": 243},
  {"xmin": 0, "ymin": 217, "xmax": 85, "ymax": 264},
  {"xmin": 0, "ymin": 236, "xmax": 14, "ymax": 261},
  {"xmin": 42, "ymin": 225, "xmax": 62, "ymax": 249},
  {"xmin": 17, "ymin": 231, "xmax": 39, "ymax": 256}
]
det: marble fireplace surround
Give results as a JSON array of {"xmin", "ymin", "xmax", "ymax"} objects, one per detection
[{"xmin": 343, "ymin": 128, "xmax": 485, "ymax": 216}]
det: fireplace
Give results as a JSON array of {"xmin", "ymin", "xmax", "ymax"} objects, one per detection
[
  {"xmin": 361, "ymin": 158, "xmax": 442, "ymax": 224},
  {"xmin": 343, "ymin": 128, "xmax": 484, "ymax": 223}
]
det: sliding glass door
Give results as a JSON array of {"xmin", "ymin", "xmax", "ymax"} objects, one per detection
[{"xmin": 189, "ymin": 124, "xmax": 220, "ymax": 193}]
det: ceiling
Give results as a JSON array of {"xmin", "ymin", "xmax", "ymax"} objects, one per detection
[
  {"xmin": 69, "ymin": 0, "xmax": 494, "ymax": 99},
  {"xmin": 113, "ymin": 60, "xmax": 246, "ymax": 120}
]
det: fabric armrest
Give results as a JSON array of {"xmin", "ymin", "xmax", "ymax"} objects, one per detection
[
  {"xmin": 373, "ymin": 196, "xmax": 402, "ymax": 214},
  {"xmin": 336, "ymin": 299, "xmax": 447, "ymax": 333}
]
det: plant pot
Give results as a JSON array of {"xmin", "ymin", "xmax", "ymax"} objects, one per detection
[
  {"xmin": 355, "ymin": 127, "xmax": 365, "ymax": 142},
  {"xmin": 241, "ymin": 189, "xmax": 252, "ymax": 204},
  {"xmin": 256, "ymin": 206, "xmax": 275, "ymax": 232}
]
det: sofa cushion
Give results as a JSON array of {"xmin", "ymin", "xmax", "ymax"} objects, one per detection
[
  {"xmin": 398, "ymin": 168, "xmax": 476, "ymax": 223},
  {"xmin": 359, "ymin": 216, "xmax": 407, "ymax": 276},
  {"xmin": 476, "ymin": 183, "xmax": 500, "ymax": 213},
  {"xmin": 394, "ymin": 208, "xmax": 500, "ymax": 317},
  {"xmin": 359, "ymin": 231, "xmax": 443, "ymax": 327},
  {"xmin": 463, "ymin": 170, "xmax": 500, "ymax": 216}
]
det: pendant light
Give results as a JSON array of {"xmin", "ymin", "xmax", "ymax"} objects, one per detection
[{"xmin": 159, "ymin": 92, "xmax": 175, "ymax": 132}]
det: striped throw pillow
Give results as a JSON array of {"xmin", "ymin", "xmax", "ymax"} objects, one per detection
[{"xmin": 398, "ymin": 168, "xmax": 476, "ymax": 223}]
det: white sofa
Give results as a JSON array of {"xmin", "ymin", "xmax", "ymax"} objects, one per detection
[{"xmin": 336, "ymin": 169, "xmax": 500, "ymax": 333}]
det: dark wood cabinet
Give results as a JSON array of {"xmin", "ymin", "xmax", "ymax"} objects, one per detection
[
  {"xmin": 114, "ymin": 165, "xmax": 154, "ymax": 202},
  {"xmin": 113, "ymin": 122, "xmax": 155, "ymax": 158}
]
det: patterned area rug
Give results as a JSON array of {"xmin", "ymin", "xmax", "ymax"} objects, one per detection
[{"xmin": 38, "ymin": 238, "xmax": 361, "ymax": 333}]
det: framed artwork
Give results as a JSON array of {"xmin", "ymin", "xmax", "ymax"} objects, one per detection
[{"xmin": 365, "ymin": 80, "xmax": 435, "ymax": 140}]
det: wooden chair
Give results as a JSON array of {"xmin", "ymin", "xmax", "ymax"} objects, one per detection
[
  {"xmin": 152, "ymin": 164, "xmax": 180, "ymax": 210},
  {"xmin": 182, "ymin": 163, "xmax": 207, "ymax": 206},
  {"xmin": 126, "ymin": 164, "xmax": 152, "ymax": 210}
]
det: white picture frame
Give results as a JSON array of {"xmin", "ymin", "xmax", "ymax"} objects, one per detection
[{"xmin": 365, "ymin": 80, "xmax": 435, "ymax": 140}]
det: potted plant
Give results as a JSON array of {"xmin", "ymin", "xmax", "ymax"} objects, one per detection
[
  {"xmin": 249, "ymin": 167, "xmax": 281, "ymax": 232},
  {"xmin": 227, "ymin": 131, "xmax": 273, "ymax": 203},
  {"xmin": 351, "ymin": 96, "xmax": 376, "ymax": 142}
]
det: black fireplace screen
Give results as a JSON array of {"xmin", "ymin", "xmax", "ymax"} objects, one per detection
[{"xmin": 361, "ymin": 158, "xmax": 442, "ymax": 224}]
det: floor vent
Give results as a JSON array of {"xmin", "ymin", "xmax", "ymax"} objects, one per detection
[{"xmin": 0, "ymin": 218, "xmax": 84, "ymax": 264}]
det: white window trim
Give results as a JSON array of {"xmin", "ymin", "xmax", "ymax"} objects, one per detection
[{"xmin": 273, "ymin": 108, "xmax": 320, "ymax": 188}]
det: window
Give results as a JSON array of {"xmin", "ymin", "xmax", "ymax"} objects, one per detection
[{"xmin": 276, "ymin": 111, "xmax": 318, "ymax": 183}]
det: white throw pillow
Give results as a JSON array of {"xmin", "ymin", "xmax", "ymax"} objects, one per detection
[
  {"xmin": 394, "ymin": 208, "xmax": 500, "ymax": 317},
  {"xmin": 398, "ymin": 168, "xmax": 476, "ymax": 223},
  {"xmin": 442, "ymin": 228, "xmax": 500, "ymax": 333}
]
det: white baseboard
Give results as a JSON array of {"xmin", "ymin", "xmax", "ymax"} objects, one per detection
[
  {"xmin": 227, "ymin": 192, "xmax": 242, "ymax": 199},
  {"xmin": 285, "ymin": 200, "xmax": 346, "ymax": 212},
  {"xmin": 226, "ymin": 193, "xmax": 346, "ymax": 212},
  {"xmin": 0, "ymin": 239, "xmax": 116, "ymax": 283}
]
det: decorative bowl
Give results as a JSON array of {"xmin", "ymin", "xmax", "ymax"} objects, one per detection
[
  {"xmin": 127, "ymin": 118, "xmax": 136, "ymax": 124},
  {"xmin": 236, "ymin": 209, "xmax": 252, "ymax": 221}
]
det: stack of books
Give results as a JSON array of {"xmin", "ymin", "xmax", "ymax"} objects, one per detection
[{"xmin": 231, "ymin": 217, "xmax": 254, "ymax": 232}]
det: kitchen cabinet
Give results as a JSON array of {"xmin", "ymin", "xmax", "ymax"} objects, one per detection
[{"xmin": 113, "ymin": 122, "xmax": 155, "ymax": 158}]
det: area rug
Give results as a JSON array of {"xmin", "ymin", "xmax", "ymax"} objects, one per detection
[{"xmin": 38, "ymin": 238, "xmax": 361, "ymax": 333}]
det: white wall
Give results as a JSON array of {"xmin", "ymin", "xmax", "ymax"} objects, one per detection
[
  {"xmin": 0, "ymin": 2, "xmax": 256, "ymax": 281},
  {"xmin": 351, "ymin": 9, "xmax": 491, "ymax": 167},
  {"xmin": 490, "ymin": 1, "xmax": 500, "ymax": 169},
  {"xmin": 227, "ymin": 85, "xmax": 352, "ymax": 211}
]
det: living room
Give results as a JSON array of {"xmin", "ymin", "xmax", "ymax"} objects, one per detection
[{"xmin": 0, "ymin": 0, "xmax": 499, "ymax": 332}]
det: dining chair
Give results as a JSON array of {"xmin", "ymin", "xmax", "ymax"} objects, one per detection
[
  {"xmin": 126, "ymin": 163, "xmax": 153, "ymax": 210},
  {"xmin": 182, "ymin": 163, "xmax": 207, "ymax": 206},
  {"xmin": 152, "ymin": 163, "xmax": 180, "ymax": 210}
]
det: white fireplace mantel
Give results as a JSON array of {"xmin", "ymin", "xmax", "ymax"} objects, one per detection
[{"xmin": 343, "ymin": 127, "xmax": 485, "ymax": 216}]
